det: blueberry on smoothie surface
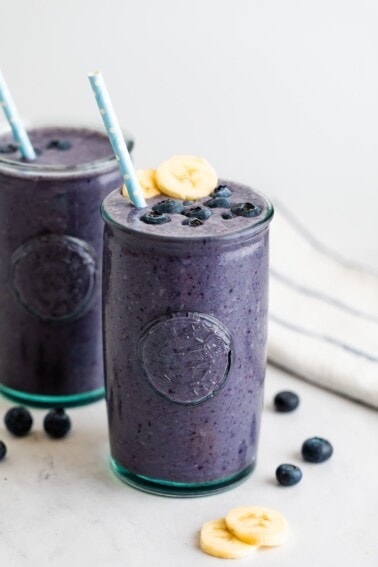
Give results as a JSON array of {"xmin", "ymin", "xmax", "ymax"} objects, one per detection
[
  {"xmin": 183, "ymin": 200, "xmax": 195, "ymax": 206},
  {"xmin": 211, "ymin": 185, "xmax": 232, "ymax": 198},
  {"xmin": 44, "ymin": 408, "xmax": 71, "ymax": 439},
  {"xmin": 4, "ymin": 407, "xmax": 33, "ymax": 437},
  {"xmin": 0, "ymin": 143, "xmax": 18, "ymax": 154},
  {"xmin": 276, "ymin": 464, "xmax": 302, "ymax": 486},
  {"xmin": 152, "ymin": 199, "xmax": 184, "ymax": 214},
  {"xmin": 231, "ymin": 202, "xmax": 261, "ymax": 218},
  {"xmin": 302, "ymin": 437, "xmax": 333, "ymax": 463},
  {"xmin": 185, "ymin": 206, "xmax": 212, "ymax": 220},
  {"xmin": 274, "ymin": 391, "xmax": 300, "ymax": 412},
  {"xmin": 140, "ymin": 211, "xmax": 171, "ymax": 225},
  {"xmin": 182, "ymin": 217, "xmax": 204, "ymax": 227},
  {"xmin": 222, "ymin": 212, "xmax": 234, "ymax": 220},
  {"xmin": 0, "ymin": 441, "xmax": 7, "ymax": 461},
  {"xmin": 47, "ymin": 139, "xmax": 72, "ymax": 150},
  {"xmin": 204, "ymin": 197, "xmax": 231, "ymax": 208}
]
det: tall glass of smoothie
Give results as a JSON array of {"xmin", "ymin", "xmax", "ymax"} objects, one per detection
[
  {"xmin": 0, "ymin": 126, "xmax": 132, "ymax": 407},
  {"xmin": 101, "ymin": 156, "xmax": 274, "ymax": 496}
]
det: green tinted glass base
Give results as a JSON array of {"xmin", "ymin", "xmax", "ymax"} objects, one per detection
[
  {"xmin": 110, "ymin": 458, "xmax": 255, "ymax": 497},
  {"xmin": 0, "ymin": 383, "xmax": 105, "ymax": 408}
]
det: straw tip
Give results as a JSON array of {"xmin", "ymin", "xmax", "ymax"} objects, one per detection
[{"xmin": 88, "ymin": 70, "xmax": 101, "ymax": 78}]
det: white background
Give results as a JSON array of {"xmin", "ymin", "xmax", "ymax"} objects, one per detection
[
  {"xmin": 0, "ymin": 2, "xmax": 377, "ymax": 566},
  {"xmin": 1, "ymin": 0, "xmax": 377, "ymax": 270}
]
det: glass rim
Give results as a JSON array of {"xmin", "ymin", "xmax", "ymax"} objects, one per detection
[
  {"xmin": 101, "ymin": 184, "xmax": 274, "ymax": 246},
  {"xmin": 0, "ymin": 123, "xmax": 132, "ymax": 179}
]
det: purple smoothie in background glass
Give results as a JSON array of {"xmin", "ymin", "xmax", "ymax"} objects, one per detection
[
  {"xmin": 0, "ymin": 126, "xmax": 132, "ymax": 407},
  {"xmin": 102, "ymin": 177, "xmax": 273, "ymax": 496}
]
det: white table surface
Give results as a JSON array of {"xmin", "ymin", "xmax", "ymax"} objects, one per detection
[{"xmin": 1, "ymin": 364, "xmax": 377, "ymax": 567}]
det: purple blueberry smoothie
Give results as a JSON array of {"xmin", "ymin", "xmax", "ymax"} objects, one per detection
[
  {"xmin": 0, "ymin": 126, "xmax": 131, "ymax": 407},
  {"xmin": 101, "ymin": 180, "xmax": 273, "ymax": 496}
]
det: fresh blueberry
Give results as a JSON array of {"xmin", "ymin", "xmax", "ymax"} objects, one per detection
[
  {"xmin": 44, "ymin": 408, "xmax": 71, "ymax": 439},
  {"xmin": 185, "ymin": 206, "xmax": 212, "ymax": 220},
  {"xmin": 0, "ymin": 441, "xmax": 7, "ymax": 461},
  {"xmin": 56, "ymin": 140, "xmax": 71, "ymax": 150},
  {"xmin": 302, "ymin": 437, "xmax": 333, "ymax": 463},
  {"xmin": 152, "ymin": 199, "xmax": 184, "ymax": 214},
  {"xmin": 276, "ymin": 464, "xmax": 302, "ymax": 486},
  {"xmin": 274, "ymin": 391, "xmax": 300, "ymax": 413},
  {"xmin": 231, "ymin": 202, "xmax": 261, "ymax": 218},
  {"xmin": 4, "ymin": 406, "xmax": 33, "ymax": 437},
  {"xmin": 204, "ymin": 197, "xmax": 231, "ymax": 208},
  {"xmin": 140, "ymin": 211, "xmax": 171, "ymax": 225},
  {"xmin": 222, "ymin": 212, "xmax": 234, "ymax": 220},
  {"xmin": 183, "ymin": 200, "xmax": 195, "ymax": 206},
  {"xmin": 182, "ymin": 218, "xmax": 204, "ymax": 227},
  {"xmin": 211, "ymin": 185, "xmax": 232, "ymax": 198},
  {"xmin": 47, "ymin": 139, "xmax": 72, "ymax": 150},
  {"xmin": 0, "ymin": 143, "xmax": 18, "ymax": 154}
]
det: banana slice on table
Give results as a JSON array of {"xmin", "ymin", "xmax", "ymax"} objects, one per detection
[
  {"xmin": 200, "ymin": 518, "xmax": 258, "ymax": 559},
  {"xmin": 225, "ymin": 506, "xmax": 288, "ymax": 547},
  {"xmin": 155, "ymin": 155, "xmax": 218, "ymax": 200},
  {"xmin": 121, "ymin": 169, "xmax": 161, "ymax": 200}
]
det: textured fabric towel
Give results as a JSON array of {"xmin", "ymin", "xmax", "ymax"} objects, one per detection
[{"xmin": 268, "ymin": 204, "xmax": 378, "ymax": 409}]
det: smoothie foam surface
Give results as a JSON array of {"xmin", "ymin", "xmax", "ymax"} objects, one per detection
[{"xmin": 0, "ymin": 126, "xmax": 115, "ymax": 167}]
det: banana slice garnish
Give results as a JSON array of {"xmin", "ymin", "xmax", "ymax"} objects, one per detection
[
  {"xmin": 225, "ymin": 506, "xmax": 288, "ymax": 547},
  {"xmin": 200, "ymin": 518, "xmax": 258, "ymax": 559},
  {"xmin": 121, "ymin": 169, "xmax": 161, "ymax": 200},
  {"xmin": 156, "ymin": 155, "xmax": 217, "ymax": 200}
]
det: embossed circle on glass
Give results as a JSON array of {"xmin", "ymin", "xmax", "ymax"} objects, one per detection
[
  {"xmin": 11, "ymin": 234, "xmax": 97, "ymax": 322},
  {"xmin": 138, "ymin": 312, "xmax": 232, "ymax": 405}
]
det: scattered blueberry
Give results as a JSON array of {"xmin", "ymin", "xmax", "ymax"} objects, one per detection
[
  {"xmin": 221, "ymin": 212, "xmax": 234, "ymax": 220},
  {"xmin": 302, "ymin": 437, "xmax": 333, "ymax": 463},
  {"xmin": 152, "ymin": 199, "xmax": 184, "ymax": 214},
  {"xmin": 211, "ymin": 185, "xmax": 232, "ymax": 198},
  {"xmin": 276, "ymin": 464, "xmax": 302, "ymax": 486},
  {"xmin": 274, "ymin": 391, "xmax": 300, "ymax": 413},
  {"xmin": 140, "ymin": 211, "xmax": 171, "ymax": 225},
  {"xmin": 47, "ymin": 139, "xmax": 72, "ymax": 150},
  {"xmin": 185, "ymin": 206, "xmax": 212, "ymax": 221},
  {"xmin": 0, "ymin": 441, "xmax": 6, "ymax": 461},
  {"xmin": 231, "ymin": 202, "xmax": 261, "ymax": 218},
  {"xmin": 204, "ymin": 197, "xmax": 231, "ymax": 208},
  {"xmin": 182, "ymin": 218, "xmax": 204, "ymax": 227},
  {"xmin": 0, "ymin": 143, "xmax": 18, "ymax": 154},
  {"xmin": 183, "ymin": 200, "xmax": 195, "ymax": 206},
  {"xmin": 4, "ymin": 406, "xmax": 33, "ymax": 437},
  {"xmin": 44, "ymin": 408, "xmax": 71, "ymax": 439}
]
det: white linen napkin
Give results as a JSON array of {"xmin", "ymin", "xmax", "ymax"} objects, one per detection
[{"xmin": 268, "ymin": 203, "xmax": 378, "ymax": 409}]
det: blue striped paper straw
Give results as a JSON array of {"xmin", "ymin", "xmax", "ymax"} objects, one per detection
[
  {"xmin": 88, "ymin": 71, "xmax": 146, "ymax": 209},
  {"xmin": 0, "ymin": 69, "xmax": 36, "ymax": 160}
]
